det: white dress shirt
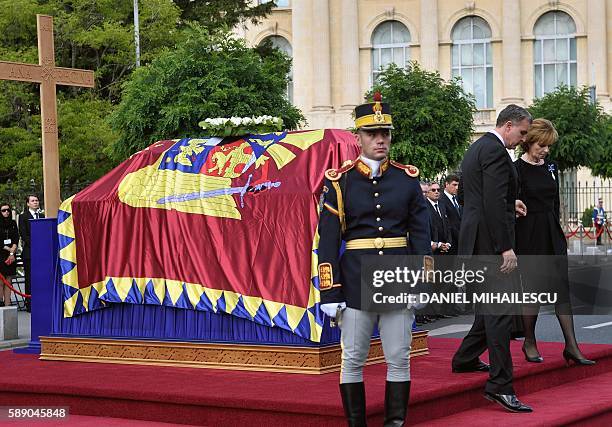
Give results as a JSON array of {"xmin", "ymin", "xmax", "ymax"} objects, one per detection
[{"xmin": 360, "ymin": 155, "xmax": 382, "ymax": 178}]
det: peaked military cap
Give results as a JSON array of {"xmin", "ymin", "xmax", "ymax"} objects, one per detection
[{"xmin": 354, "ymin": 92, "xmax": 394, "ymax": 130}]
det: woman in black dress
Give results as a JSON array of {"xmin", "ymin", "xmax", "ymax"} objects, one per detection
[
  {"xmin": 515, "ymin": 119, "xmax": 594, "ymax": 366},
  {"xmin": 0, "ymin": 203, "xmax": 19, "ymax": 307}
]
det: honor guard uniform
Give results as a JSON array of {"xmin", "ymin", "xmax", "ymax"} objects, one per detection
[{"xmin": 317, "ymin": 93, "xmax": 431, "ymax": 426}]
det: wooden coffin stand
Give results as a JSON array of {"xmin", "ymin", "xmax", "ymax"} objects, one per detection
[{"xmin": 40, "ymin": 330, "xmax": 428, "ymax": 374}]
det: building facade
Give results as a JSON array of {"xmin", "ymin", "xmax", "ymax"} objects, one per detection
[{"xmin": 239, "ymin": 0, "xmax": 611, "ymax": 133}]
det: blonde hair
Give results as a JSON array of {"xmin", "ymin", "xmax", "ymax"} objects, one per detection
[{"xmin": 521, "ymin": 118, "xmax": 558, "ymax": 152}]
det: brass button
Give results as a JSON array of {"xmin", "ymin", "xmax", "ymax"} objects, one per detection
[
  {"xmin": 374, "ymin": 237, "xmax": 385, "ymax": 248},
  {"xmin": 378, "ymin": 226, "xmax": 384, "ymax": 231},
  {"xmin": 374, "ymin": 192, "xmax": 379, "ymax": 197},
  {"xmin": 376, "ymin": 217, "xmax": 381, "ymax": 222},
  {"xmin": 376, "ymin": 204, "xmax": 381, "ymax": 209},
  {"xmin": 378, "ymin": 251, "xmax": 384, "ymax": 255}
]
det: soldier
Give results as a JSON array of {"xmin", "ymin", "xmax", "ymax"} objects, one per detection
[{"xmin": 317, "ymin": 93, "xmax": 431, "ymax": 426}]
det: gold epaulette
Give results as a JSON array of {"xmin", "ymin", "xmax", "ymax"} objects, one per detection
[
  {"xmin": 390, "ymin": 160, "xmax": 419, "ymax": 178},
  {"xmin": 324, "ymin": 159, "xmax": 355, "ymax": 181}
]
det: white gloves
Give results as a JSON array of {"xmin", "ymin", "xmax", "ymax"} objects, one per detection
[{"xmin": 320, "ymin": 302, "xmax": 347, "ymax": 318}]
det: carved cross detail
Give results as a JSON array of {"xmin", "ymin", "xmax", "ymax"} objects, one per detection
[{"xmin": 0, "ymin": 15, "xmax": 95, "ymax": 217}]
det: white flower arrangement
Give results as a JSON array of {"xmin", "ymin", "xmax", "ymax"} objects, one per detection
[{"xmin": 198, "ymin": 115, "xmax": 284, "ymax": 136}]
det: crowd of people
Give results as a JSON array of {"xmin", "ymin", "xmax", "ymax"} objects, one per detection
[
  {"xmin": 317, "ymin": 98, "xmax": 596, "ymax": 425},
  {"xmin": 0, "ymin": 194, "xmax": 43, "ymax": 312}
]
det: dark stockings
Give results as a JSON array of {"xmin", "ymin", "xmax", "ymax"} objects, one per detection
[{"xmin": 521, "ymin": 303, "xmax": 586, "ymax": 359}]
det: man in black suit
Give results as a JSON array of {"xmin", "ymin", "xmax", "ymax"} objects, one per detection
[
  {"xmin": 439, "ymin": 174, "xmax": 461, "ymax": 256},
  {"xmin": 425, "ymin": 181, "xmax": 455, "ymax": 318},
  {"xmin": 451, "ymin": 105, "xmax": 532, "ymax": 413},
  {"xmin": 425, "ymin": 182, "xmax": 451, "ymax": 255},
  {"xmin": 18, "ymin": 194, "xmax": 44, "ymax": 312},
  {"xmin": 439, "ymin": 174, "xmax": 467, "ymax": 315}
]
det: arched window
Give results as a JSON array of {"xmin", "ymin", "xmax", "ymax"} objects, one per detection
[
  {"xmin": 371, "ymin": 21, "xmax": 411, "ymax": 84},
  {"xmin": 260, "ymin": 35, "xmax": 293, "ymax": 103},
  {"xmin": 451, "ymin": 16, "xmax": 493, "ymax": 109},
  {"xmin": 533, "ymin": 11, "xmax": 577, "ymax": 98}
]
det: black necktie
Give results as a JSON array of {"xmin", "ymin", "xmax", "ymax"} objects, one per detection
[{"xmin": 434, "ymin": 203, "xmax": 441, "ymax": 218}]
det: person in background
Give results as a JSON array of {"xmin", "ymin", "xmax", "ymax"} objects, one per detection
[
  {"xmin": 0, "ymin": 203, "xmax": 19, "ymax": 307},
  {"xmin": 515, "ymin": 118, "xmax": 595, "ymax": 367},
  {"xmin": 425, "ymin": 182, "xmax": 451, "ymax": 256},
  {"xmin": 439, "ymin": 174, "xmax": 466, "ymax": 315},
  {"xmin": 425, "ymin": 181, "xmax": 454, "ymax": 319},
  {"xmin": 440, "ymin": 174, "xmax": 461, "ymax": 256},
  {"xmin": 415, "ymin": 181, "xmax": 435, "ymax": 325},
  {"xmin": 592, "ymin": 198, "xmax": 606, "ymax": 245},
  {"xmin": 18, "ymin": 194, "xmax": 44, "ymax": 312}
]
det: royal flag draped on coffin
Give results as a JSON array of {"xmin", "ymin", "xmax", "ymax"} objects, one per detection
[{"xmin": 57, "ymin": 129, "xmax": 359, "ymax": 342}]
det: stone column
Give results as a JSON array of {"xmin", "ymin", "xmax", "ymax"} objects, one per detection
[
  {"xmin": 340, "ymin": 0, "xmax": 360, "ymax": 110},
  {"xmin": 501, "ymin": 0, "xmax": 523, "ymax": 105},
  {"xmin": 311, "ymin": 0, "xmax": 333, "ymax": 111},
  {"xmin": 291, "ymin": 0, "xmax": 312, "ymax": 112},
  {"xmin": 420, "ymin": 0, "xmax": 439, "ymax": 71},
  {"xmin": 587, "ymin": 0, "xmax": 609, "ymax": 99}
]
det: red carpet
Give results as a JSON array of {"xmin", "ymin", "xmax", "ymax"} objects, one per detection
[{"xmin": 0, "ymin": 338, "xmax": 610, "ymax": 426}]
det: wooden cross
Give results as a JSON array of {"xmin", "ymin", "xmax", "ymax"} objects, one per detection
[{"xmin": 0, "ymin": 15, "xmax": 94, "ymax": 218}]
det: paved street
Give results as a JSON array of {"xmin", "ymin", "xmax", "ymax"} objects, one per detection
[
  {"xmin": 425, "ymin": 313, "xmax": 612, "ymax": 345},
  {"xmin": 0, "ymin": 310, "xmax": 30, "ymax": 351}
]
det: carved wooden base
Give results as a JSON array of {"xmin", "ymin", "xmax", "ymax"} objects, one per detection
[{"xmin": 40, "ymin": 331, "xmax": 428, "ymax": 374}]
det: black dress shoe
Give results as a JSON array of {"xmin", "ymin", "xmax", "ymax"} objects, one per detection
[
  {"xmin": 522, "ymin": 346, "xmax": 544, "ymax": 363},
  {"xmin": 484, "ymin": 392, "xmax": 533, "ymax": 413},
  {"xmin": 563, "ymin": 349, "xmax": 596, "ymax": 366},
  {"xmin": 452, "ymin": 360, "xmax": 490, "ymax": 373}
]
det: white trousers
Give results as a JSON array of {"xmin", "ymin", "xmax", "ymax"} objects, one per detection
[{"xmin": 338, "ymin": 307, "xmax": 414, "ymax": 383}]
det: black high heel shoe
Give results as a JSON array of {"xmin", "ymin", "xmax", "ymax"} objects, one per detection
[
  {"xmin": 563, "ymin": 349, "xmax": 596, "ymax": 366},
  {"xmin": 522, "ymin": 346, "xmax": 543, "ymax": 363}
]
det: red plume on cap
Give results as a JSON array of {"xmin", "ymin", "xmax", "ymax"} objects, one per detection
[{"xmin": 373, "ymin": 91, "xmax": 382, "ymax": 102}]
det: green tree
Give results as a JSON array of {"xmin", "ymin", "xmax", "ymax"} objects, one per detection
[
  {"xmin": 0, "ymin": 0, "xmax": 279, "ymax": 200},
  {"xmin": 109, "ymin": 26, "xmax": 304, "ymax": 160},
  {"xmin": 174, "ymin": 0, "xmax": 274, "ymax": 30},
  {"xmin": 370, "ymin": 63, "xmax": 476, "ymax": 179},
  {"xmin": 581, "ymin": 205, "xmax": 595, "ymax": 228},
  {"xmin": 0, "ymin": 96, "xmax": 117, "ymax": 203},
  {"xmin": 50, "ymin": 0, "xmax": 182, "ymax": 101},
  {"xmin": 57, "ymin": 95, "xmax": 118, "ymax": 185},
  {"xmin": 590, "ymin": 114, "xmax": 612, "ymax": 178},
  {"xmin": 527, "ymin": 85, "xmax": 608, "ymax": 172}
]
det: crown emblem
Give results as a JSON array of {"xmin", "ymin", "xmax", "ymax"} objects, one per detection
[{"xmin": 372, "ymin": 92, "xmax": 384, "ymax": 122}]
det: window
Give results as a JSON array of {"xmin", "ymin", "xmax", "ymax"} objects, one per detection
[
  {"xmin": 371, "ymin": 21, "xmax": 411, "ymax": 85},
  {"xmin": 533, "ymin": 11, "xmax": 577, "ymax": 98},
  {"xmin": 451, "ymin": 16, "xmax": 493, "ymax": 109},
  {"xmin": 260, "ymin": 35, "xmax": 293, "ymax": 102},
  {"xmin": 258, "ymin": 0, "xmax": 290, "ymax": 7}
]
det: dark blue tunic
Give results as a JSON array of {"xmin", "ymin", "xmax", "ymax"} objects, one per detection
[{"xmin": 317, "ymin": 158, "xmax": 432, "ymax": 309}]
